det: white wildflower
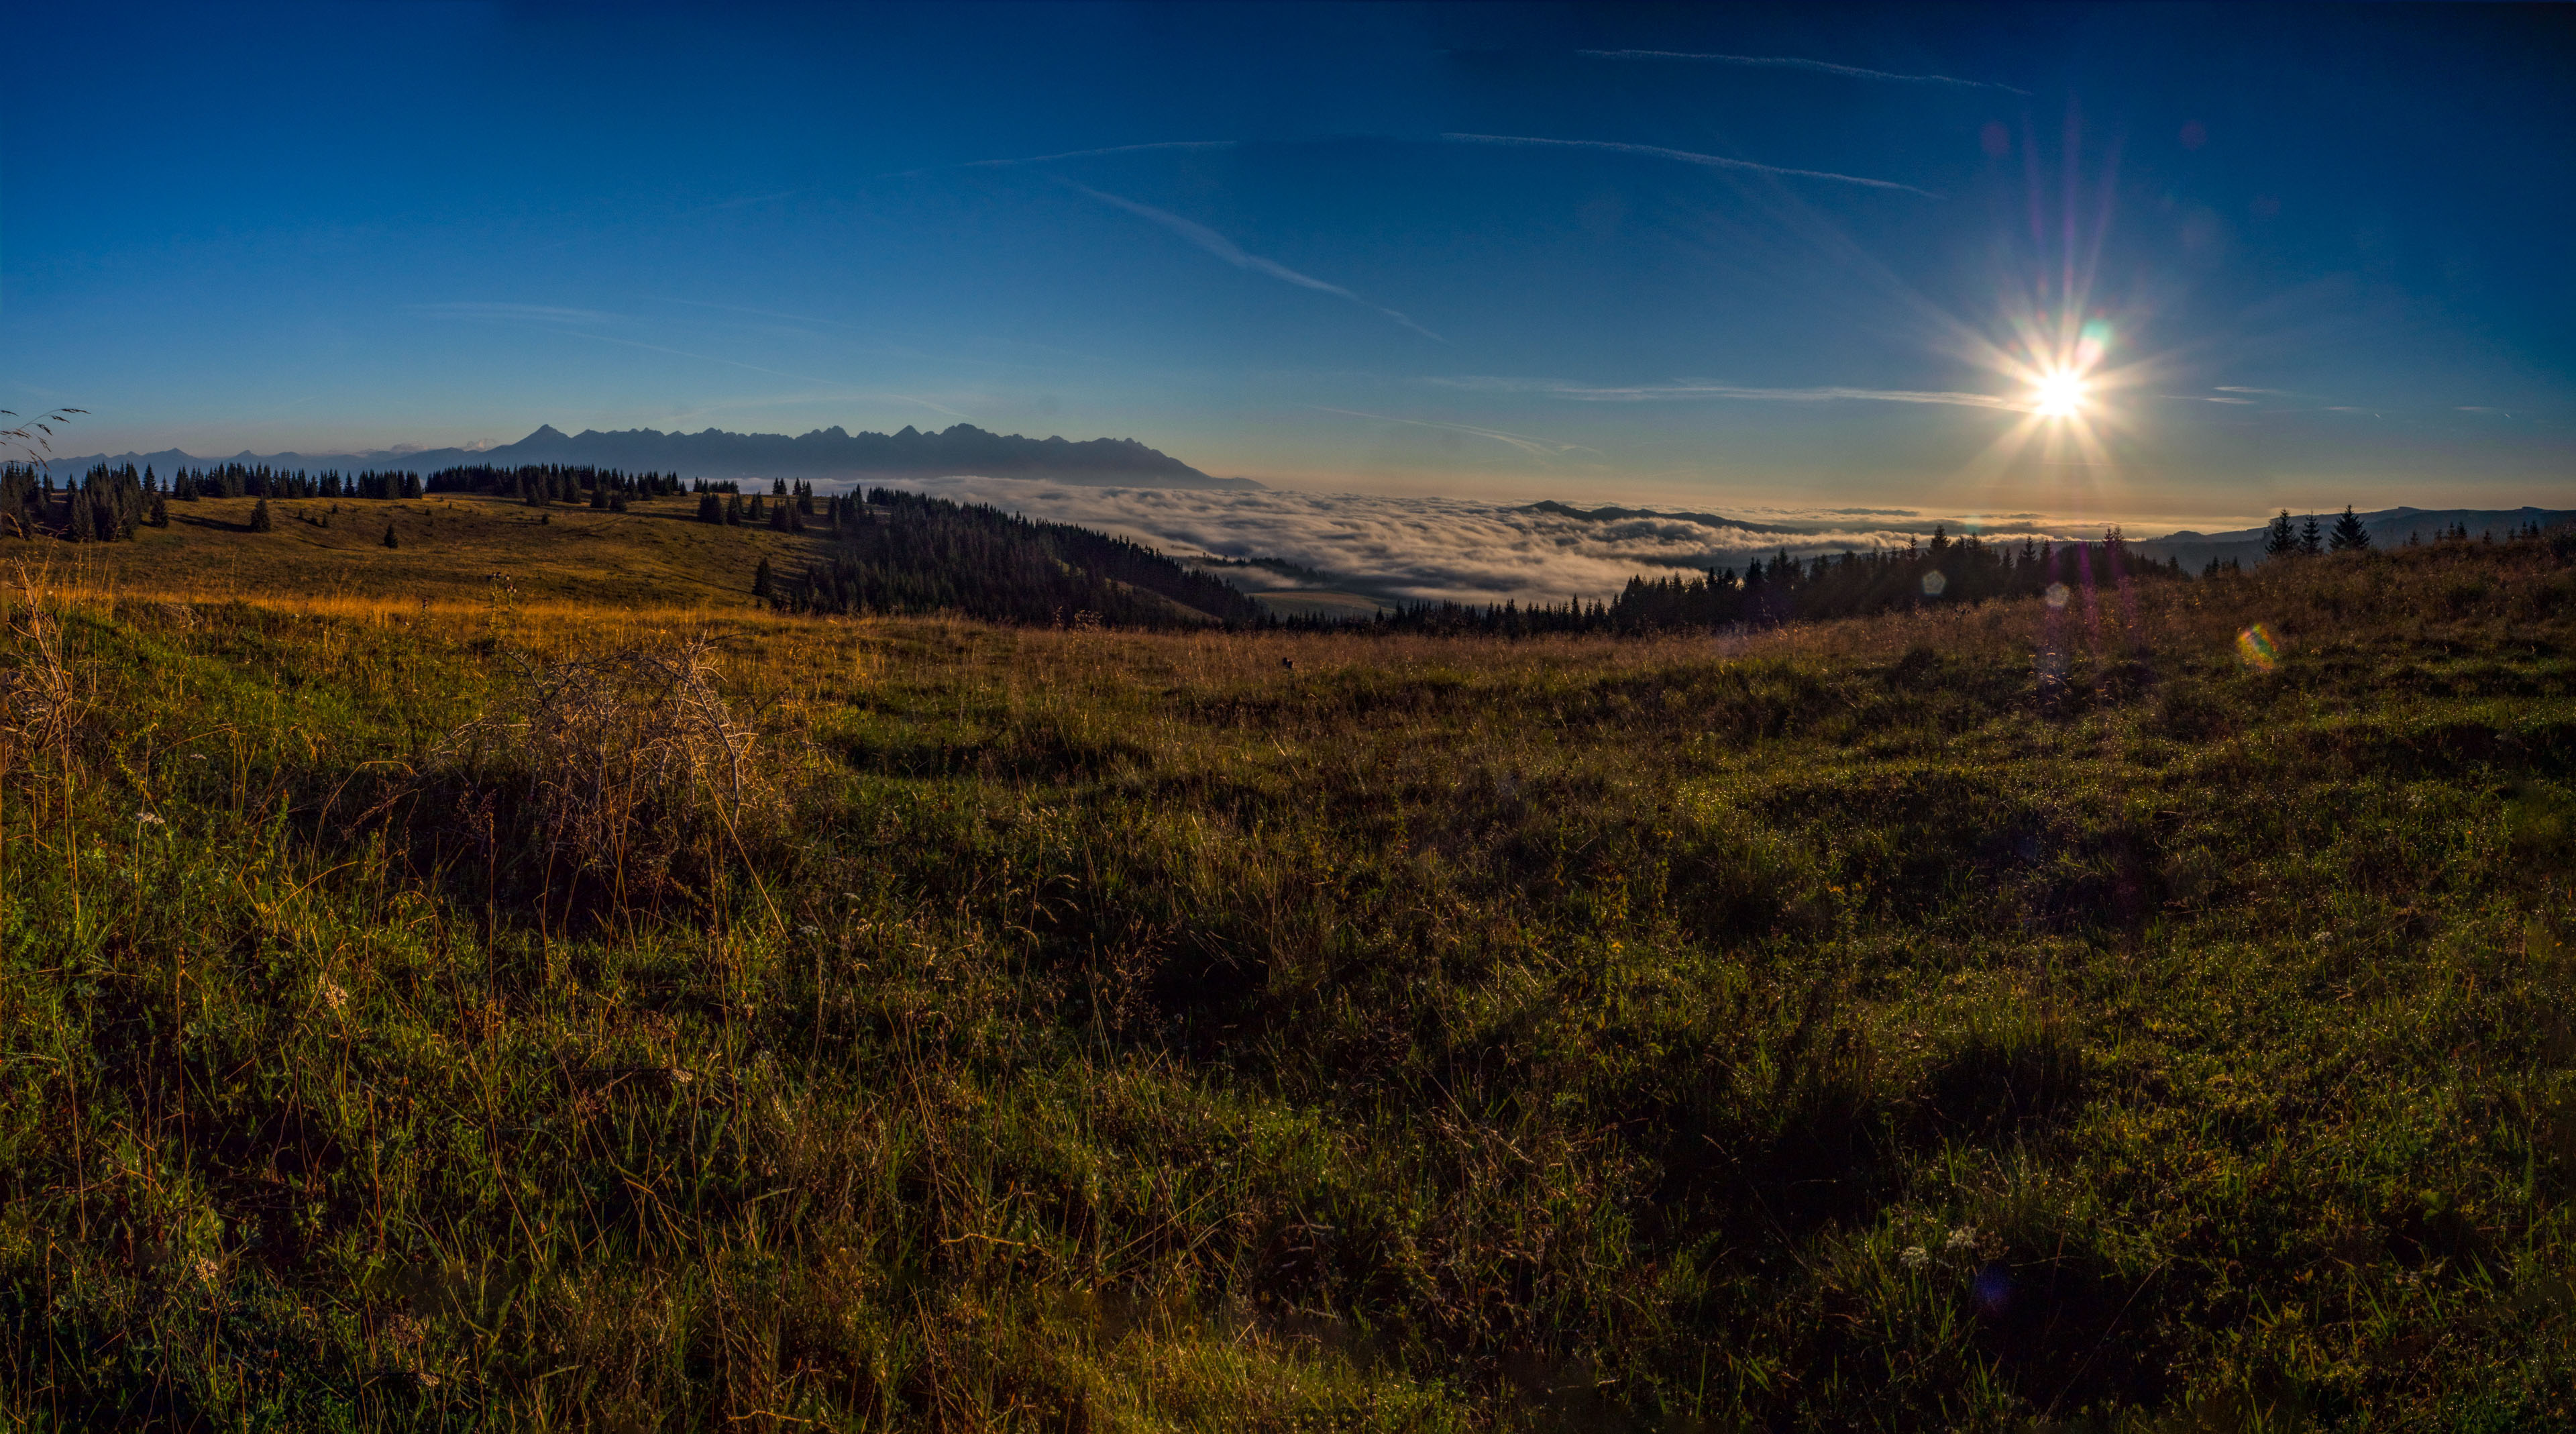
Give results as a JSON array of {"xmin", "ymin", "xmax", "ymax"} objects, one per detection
[
  {"xmin": 1900, "ymin": 1245, "xmax": 1929, "ymax": 1271},
  {"xmin": 137, "ymin": 809, "xmax": 166, "ymax": 826},
  {"xmin": 670, "ymin": 1067, "xmax": 694, "ymax": 1084},
  {"xmin": 195, "ymin": 1257, "xmax": 220, "ymax": 1285},
  {"xmin": 321, "ymin": 980, "xmax": 348, "ymax": 1013},
  {"xmin": 1945, "ymin": 1225, "xmax": 1978, "ymax": 1253}
]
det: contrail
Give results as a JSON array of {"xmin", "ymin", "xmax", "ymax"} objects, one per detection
[
  {"xmin": 1578, "ymin": 49, "xmax": 2030, "ymax": 96},
  {"xmin": 1440, "ymin": 376, "xmax": 2015, "ymax": 409},
  {"xmin": 1308, "ymin": 405, "xmax": 1599, "ymax": 462},
  {"xmin": 1440, "ymin": 133, "xmax": 1940, "ymax": 199},
  {"xmin": 1063, "ymin": 181, "xmax": 1446, "ymax": 342}
]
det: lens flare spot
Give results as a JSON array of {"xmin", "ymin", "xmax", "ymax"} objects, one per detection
[
  {"xmin": 1921, "ymin": 570, "xmax": 1949, "ymax": 597},
  {"xmin": 2044, "ymin": 582, "xmax": 2070, "ymax": 609},
  {"xmin": 2076, "ymin": 318, "xmax": 2114, "ymax": 368},
  {"xmin": 2237, "ymin": 623, "xmax": 2281, "ymax": 672}
]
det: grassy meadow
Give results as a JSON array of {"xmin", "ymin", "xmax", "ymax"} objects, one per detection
[{"xmin": 0, "ymin": 516, "xmax": 2570, "ymax": 1430}]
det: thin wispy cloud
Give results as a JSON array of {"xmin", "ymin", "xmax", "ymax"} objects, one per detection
[
  {"xmin": 1061, "ymin": 181, "xmax": 1446, "ymax": 342},
  {"xmin": 1308, "ymin": 405, "xmax": 1601, "ymax": 464},
  {"xmin": 2165, "ymin": 393, "xmax": 2257, "ymax": 405},
  {"xmin": 659, "ymin": 297, "xmax": 861, "ymax": 329},
  {"xmin": 1430, "ymin": 375, "xmax": 2012, "ymax": 410},
  {"xmin": 881, "ymin": 140, "xmax": 1238, "ymax": 179},
  {"xmin": 2214, "ymin": 386, "xmax": 2292, "ymax": 395},
  {"xmin": 1440, "ymin": 133, "xmax": 1939, "ymax": 199},
  {"xmin": 411, "ymin": 301, "xmax": 625, "ymax": 324},
  {"xmin": 1578, "ymin": 48, "xmax": 2030, "ymax": 96}
]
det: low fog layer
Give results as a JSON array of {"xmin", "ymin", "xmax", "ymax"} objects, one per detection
[{"xmin": 852, "ymin": 477, "xmax": 2120, "ymax": 606}]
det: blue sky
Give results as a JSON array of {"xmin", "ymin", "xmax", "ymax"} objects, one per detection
[{"xmin": 5, "ymin": 2, "xmax": 2569, "ymax": 524}]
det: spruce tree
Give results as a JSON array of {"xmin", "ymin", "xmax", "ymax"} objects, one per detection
[
  {"xmin": 753, "ymin": 554, "xmax": 773, "ymax": 598},
  {"xmin": 382, "ymin": 521, "xmax": 399, "ymax": 549},
  {"xmin": 2298, "ymin": 513, "xmax": 2324, "ymax": 555},
  {"xmin": 2328, "ymin": 505, "xmax": 2371, "ymax": 552},
  {"xmin": 66, "ymin": 495, "xmax": 95, "ymax": 543},
  {"xmin": 149, "ymin": 494, "xmax": 169, "ymax": 528},
  {"xmin": 2264, "ymin": 510, "xmax": 2298, "ymax": 556},
  {"xmin": 250, "ymin": 498, "xmax": 272, "ymax": 532}
]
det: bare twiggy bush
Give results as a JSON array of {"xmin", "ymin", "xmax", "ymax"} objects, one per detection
[{"xmin": 437, "ymin": 635, "xmax": 812, "ymax": 903}]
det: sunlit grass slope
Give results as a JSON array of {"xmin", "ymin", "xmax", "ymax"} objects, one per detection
[
  {"xmin": 0, "ymin": 529, "xmax": 2570, "ymax": 1429},
  {"xmin": 56, "ymin": 492, "xmax": 800, "ymax": 610}
]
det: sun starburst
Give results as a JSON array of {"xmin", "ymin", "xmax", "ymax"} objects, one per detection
[{"xmin": 2031, "ymin": 368, "xmax": 2088, "ymax": 419}]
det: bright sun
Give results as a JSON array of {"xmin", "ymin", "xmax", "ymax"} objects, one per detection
[{"xmin": 2031, "ymin": 368, "xmax": 2088, "ymax": 419}]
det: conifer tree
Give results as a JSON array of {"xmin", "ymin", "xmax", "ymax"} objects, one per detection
[
  {"xmin": 2298, "ymin": 513, "xmax": 2324, "ymax": 555},
  {"xmin": 2264, "ymin": 510, "xmax": 2298, "ymax": 556},
  {"xmin": 66, "ymin": 493, "xmax": 95, "ymax": 543},
  {"xmin": 250, "ymin": 498, "xmax": 272, "ymax": 532},
  {"xmin": 753, "ymin": 554, "xmax": 773, "ymax": 598},
  {"xmin": 2328, "ymin": 505, "xmax": 2371, "ymax": 552},
  {"xmin": 149, "ymin": 493, "xmax": 168, "ymax": 528},
  {"xmin": 382, "ymin": 521, "xmax": 399, "ymax": 549}
]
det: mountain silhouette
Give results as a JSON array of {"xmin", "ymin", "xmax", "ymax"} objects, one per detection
[{"xmin": 47, "ymin": 423, "xmax": 1263, "ymax": 490}]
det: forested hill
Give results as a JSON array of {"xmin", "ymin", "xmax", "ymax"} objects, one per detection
[
  {"xmin": 767, "ymin": 487, "xmax": 1267, "ymax": 628},
  {"xmin": 51, "ymin": 423, "xmax": 1259, "ymax": 491}
]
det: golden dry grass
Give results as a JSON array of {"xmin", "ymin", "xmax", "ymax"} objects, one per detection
[{"xmin": 25, "ymin": 491, "xmax": 818, "ymax": 611}]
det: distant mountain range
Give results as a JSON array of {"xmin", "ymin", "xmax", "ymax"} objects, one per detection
[
  {"xmin": 1519, "ymin": 499, "xmax": 1803, "ymax": 535},
  {"xmin": 1525, "ymin": 500, "xmax": 2574, "ymax": 569},
  {"xmin": 2127, "ymin": 506, "xmax": 2576, "ymax": 570},
  {"xmin": 46, "ymin": 423, "xmax": 1263, "ymax": 491}
]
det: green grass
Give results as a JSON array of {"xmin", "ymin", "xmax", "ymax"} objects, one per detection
[{"xmin": 0, "ymin": 534, "xmax": 2569, "ymax": 1429}]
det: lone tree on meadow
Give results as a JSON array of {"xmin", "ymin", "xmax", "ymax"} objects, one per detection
[
  {"xmin": 382, "ymin": 521, "xmax": 400, "ymax": 550},
  {"xmin": 2328, "ymin": 505, "xmax": 2371, "ymax": 552},
  {"xmin": 250, "ymin": 498, "xmax": 272, "ymax": 533}
]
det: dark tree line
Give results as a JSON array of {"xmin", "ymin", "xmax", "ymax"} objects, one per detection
[
  {"xmin": 1353, "ymin": 527, "xmax": 2185, "ymax": 636},
  {"xmin": 3, "ymin": 462, "xmax": 166, "ymax": 541},
  {"xmin": 697, "ymin": 480, "xmax": 822, "ymax": 529},
  {"xmin": 2264, "ymin": 507, "xmax": 2377, "ymax": 556},
  {"xmin": 425, "ymin": 464, "xmax": 707, "ymax": 509},
  {"xmin": 763, "ymin": 488, "xmax": 1265, "ymax": 628},
  {"xmin": 165, "ymin": 463, "xmax": 423, "ymax": 500}
]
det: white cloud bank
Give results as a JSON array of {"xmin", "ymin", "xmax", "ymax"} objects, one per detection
[{"xmin": 840, "ymin": 477, "xmax": 2123, "ymax": 606}]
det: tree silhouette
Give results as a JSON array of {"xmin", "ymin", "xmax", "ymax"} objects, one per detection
[
  {"xmin": 2328, "ymin": 505, "xmax": 2371, "ymax": 552},
  {"xmin": 2299, "ymin": 513, "xmax": 2324, "ymax": 555},
  {"xmin": 250, "ymin": 499, "xmax": 273, "ymax": 533},
  {"xmin": 2265, "ymin": 510, "xmax": 2298, "ymax": 556}
]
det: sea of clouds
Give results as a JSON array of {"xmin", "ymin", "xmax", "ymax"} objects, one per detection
[{"xmin": 848, "ymin": 476, "xmax": 2116, "ymax": 606}]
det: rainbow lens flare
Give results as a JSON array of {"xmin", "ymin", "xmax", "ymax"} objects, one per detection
[{"xmin": 2237, "ymin": 623, "xmax": 2280, "ymax": 672}]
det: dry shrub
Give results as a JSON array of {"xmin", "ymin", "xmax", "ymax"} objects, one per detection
[
  {"xmin": 0, "ymin": 565, "xmax": 89, "ymax": 770},
  {"xmin": 439, "ymin": 635, "xmax": 812, "ymax": 900}
]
